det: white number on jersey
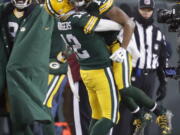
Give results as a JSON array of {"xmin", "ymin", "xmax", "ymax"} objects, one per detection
[
  {"xmin": 61, "ymin": 34, "xmax": 90, "ymax": 59},
  {"xmin": 8, "ymin": 22, "xmax": 19, "ymax": 37}
]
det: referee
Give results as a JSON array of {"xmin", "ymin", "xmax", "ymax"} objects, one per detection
[
  {"xmin": 130, "ymin": 0, "xmax": 171, "ymax": 135},
  {"xmin": 113, "ymin": 0, "xmax": 171, "ymax": 135},
  {"xmin": 131, "ymin": 0, "xmax": 169, "ymax": 101}
]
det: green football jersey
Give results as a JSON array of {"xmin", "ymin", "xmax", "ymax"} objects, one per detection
[
  {"xmin": 7, "ymin": 13, "xmax": 23, "ymax": 52},
  {"xmin": 49, "ymin": 19, "xmax": 67, "ymax": 75},
  {"xmin": 86, "ymin": 0, "xmax": 113, "ymax": 17},
  {"xmin": 86, "ymin": 0, "xmax": 119, "ymax": 45},
  {"xmin": 60, "ymin": 11, "xmax": 111, "ymax": 70},
  {"xmin": 50, "ymin": 19, "xmax": 66, "ymax": 58}
]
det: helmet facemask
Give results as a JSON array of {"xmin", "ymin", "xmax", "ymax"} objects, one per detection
[
  {"xmin": 70, "ymin": 0, "xmax": 91, "ymax": 8},
  {"xmin": 71, "ymin": 0, "xmax": 85, "ymax": 7},
  {"xmin": 11, "ymin": 0, "xmax": 32, "ymax": 9}
]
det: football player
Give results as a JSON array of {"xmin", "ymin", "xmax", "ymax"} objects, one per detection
[{"xmin": 44, "ymin": 0, "xmax": 123, "ymax": 134}]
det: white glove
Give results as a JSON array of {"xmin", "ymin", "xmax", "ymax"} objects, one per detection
[{"xmin": 110, "ymin": 47, "xmax": 126, "ymax": 63}]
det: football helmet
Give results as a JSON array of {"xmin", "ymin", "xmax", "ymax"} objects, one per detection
[
  {"xmin": 11, "ymin": 0, "xmax": 32, "ymax": 9},
  {"xmin": 44, "ymin": 0, "xmax": 74, "ymax": 18}
]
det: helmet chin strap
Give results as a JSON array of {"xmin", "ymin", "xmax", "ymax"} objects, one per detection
[{"xmin": 15, "ymin": 7, "xmax": 27, "ymax": 11}]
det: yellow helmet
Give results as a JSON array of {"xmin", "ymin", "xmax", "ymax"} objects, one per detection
[{"xmin": 44, "ymin": 0, "xmax": 74, "ymax": 18}]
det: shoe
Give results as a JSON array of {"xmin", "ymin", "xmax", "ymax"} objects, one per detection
[
  {"xmin": 133, "ymin": 113, "xmax": 152, "ymax": 135},
  {"xmin": 156, "ymin": 110, "xmax": 173, "ymax": 135}
]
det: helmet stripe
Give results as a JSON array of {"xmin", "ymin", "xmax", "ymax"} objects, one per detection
[
  {"xmin": 45, "ymin": 2, "xmax": 54, "ymax": 15},
  {"xmin": 46, "ymin": 0, "xmax": 60, "ymax": 17}
]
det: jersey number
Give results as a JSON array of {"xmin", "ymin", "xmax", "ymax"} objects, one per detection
[
  {"xmin": 8, "ymin": 22, "xmax": 19, "ymax": 37},
  {"xmin": 61, "ymin": 34, "xmax": 90, "ymax": 59}
]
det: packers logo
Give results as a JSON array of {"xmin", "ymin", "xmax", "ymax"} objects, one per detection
[{"xmin": 49, "ymin": 61, "xmax": 60, "ymax": 69}]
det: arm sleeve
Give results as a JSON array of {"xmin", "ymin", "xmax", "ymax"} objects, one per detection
[
  {"xmin": 78, "ymin": 14, "xmax": 100, "ymax": 34},
  {"xmin": 99, "ymin": 0, "xmax": 113, "ymax": 15},
  {"xmin": 94, "ymin": 19, "xmax": 122, "ymax": 32}
]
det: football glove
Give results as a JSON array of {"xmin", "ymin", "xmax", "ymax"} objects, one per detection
[{"xmin": 110, "ymin": 47, "xmax": 126, "ymax": 63}]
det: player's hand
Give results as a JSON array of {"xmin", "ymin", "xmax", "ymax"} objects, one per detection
[
  {"xmin": 156, "ymin": 83, "xmax": 167, "ymax": 101},
  {"xmin": 110, "ymin": 47, "xmax": 126, "ymax": 63}
]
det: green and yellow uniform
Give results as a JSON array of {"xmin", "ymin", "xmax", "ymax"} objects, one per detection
[
  {"xmin": 86, "ymin": 0, "xmax": 132, "ymax": 90},
  {"xmin": 44, "ymin": 19, "xmax": 68, "ymax": 108},
  {"xmin": 85, "ymin": 0, "xmax": 156, "ymax": 117},
  {"xmin": 110, "ymin": 43, "xmax": 132, "ymax": 89},
  {"xmin": 59, "ymin": 11, "xmax": 119, "ymax": 135}
]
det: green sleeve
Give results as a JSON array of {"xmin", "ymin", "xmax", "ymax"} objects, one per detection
[
  {"xmin": 73, "ymin": 12, "xmax": 100, "ymax": 34},
  {"xmin": 50, "ymin": 19, "xmax": 66, "ymax": 58},
  {"xmin": 86, "ymin": 0, "xmax": 114, "ymax": 17}
]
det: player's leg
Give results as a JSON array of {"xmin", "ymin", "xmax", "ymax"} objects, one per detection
[
  {"xmin": 44, "ymin": 74, "xmax": 67, "ymax": 109},
  {"xmin": 43, "ymin": 74, "xmax": 68, "ymax": 135},
  {"xmin": 111, "ymin": 42, "xmax": 135, "ymax": 135},
  {"xmin": 72, "ymin": 81, "xmax": 91, "ymax": 135},
  {"xmin": 122, "ymin": 85, "xmax": 173, "ymax": 135},
  {"xmin": 111, "ymin": 42, "xmax": 151, "ymax": 135},
  {"xmin": 91, "ymin": 67, "xmax": 119, "ymax": 135},
  {"xmin": 120, "ymin": 88, "xmax": 152, "ymax": 135},
  {"xmin": 111, "ymin": 43, "xmax": 173, "ymax": 135},
  {"xmin": 80, "ymin": 68, "xmax": 119, "ymax": 135},
  {"xmin": 77, "ymin": 80, "xmax": 91, "ymax": 135},
  {"xmin": 118, "ymin": 73, "xmax": 173, "ymax": 135},
  {"xmin": 80, "ymin": 69, "xmax": 103, "ymax": 134},
  {"xmin": 111, "ymin": 43, "xmax": 132, "ymax": 91}
]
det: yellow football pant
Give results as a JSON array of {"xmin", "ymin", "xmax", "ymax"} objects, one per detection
[
  {"xmin": 80, "ymin": 67, "xmax": 119, "ymax": 124},
  {"xmin": 110, "ymin": 42, "xmax": 132, "ymax": 90},
  {"xmin": 44, "ymin": 74, "xmax": 67, "ymax": 108}
]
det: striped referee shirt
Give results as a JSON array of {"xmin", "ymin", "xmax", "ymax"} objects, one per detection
[{"xmin": 130, "ymin": 20, "xmax": 168, "ymax": 70}]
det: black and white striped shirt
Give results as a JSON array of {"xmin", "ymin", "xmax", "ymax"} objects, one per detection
[{"xmin": 131, "ymin": 20, "xmax": 168, "ymax": 70}]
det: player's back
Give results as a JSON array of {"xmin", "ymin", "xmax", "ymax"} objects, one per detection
[{"xmin": 60, "ymin": 11, "xmax": 111, "ymax": 70}]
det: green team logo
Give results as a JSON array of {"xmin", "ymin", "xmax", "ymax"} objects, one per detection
[{"xmin": 49, "ymin": 61, "xmax": 60, "ymax": 69}]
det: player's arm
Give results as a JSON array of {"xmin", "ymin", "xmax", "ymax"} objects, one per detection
[
  {"xmin": 105, "ymin": 6, "xmax": 135, "ymax": 49},
  {"xmin": 81, "ymin": 14, "xmax": 122, "ymax": 33},
  {"xmin": 79, "ymin": 12, "xmax": 121, "ymax": 33},
  {"xmin": 94, "ymin": 19, "xmax": 122, "ymax": 32}
]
